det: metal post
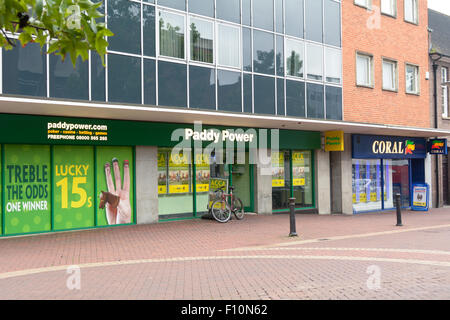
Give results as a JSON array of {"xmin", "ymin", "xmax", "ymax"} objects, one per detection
[
  {"xmin": 289, "ymin": 198, "xmax": 298, "ymax": 237},
  {"xmin": 395, "ymin": 193, "xmax": 403, "ymax": 227}
]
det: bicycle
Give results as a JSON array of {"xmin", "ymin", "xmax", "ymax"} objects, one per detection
[{"xmin": 210, "ymin": 186, "xmax": 244, "ymax": 223}]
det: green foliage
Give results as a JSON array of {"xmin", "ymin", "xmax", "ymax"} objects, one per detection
[{"xmin": 0, "ymin": 0, "xmax": 113, "ymax": 67}]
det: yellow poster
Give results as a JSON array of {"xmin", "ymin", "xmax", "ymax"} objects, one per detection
[
  {"xmin": 158, "ymin": 152, "xmax": 167, "ymax": 194},
  {"xmin": 195, "ymin": 153, "xmax": 210, "ymax": 193},
  {"xmin": 168, "ymin": 152, "xmax": 190, "ymax": 194},
  {"xmin": 271, "ymin": 151, "xmax": 285, "ymax": 187},
  {"xmin": 292, "ymin": 151, "xmax": 307, "ymax": 186}
]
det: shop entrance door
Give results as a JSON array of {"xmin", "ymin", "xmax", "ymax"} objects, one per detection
[{"xmin": 391, "ymin": 160, "xmax": 411, "ymax": 208}]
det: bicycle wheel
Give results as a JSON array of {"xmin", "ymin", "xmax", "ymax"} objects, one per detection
[
  {"xmin": 211, "ymin": 200, "xmax": 231, "ymax": 223},
  {"xmin": 233, "ymin": 197, "xmax": 245, "ymax": 220}
]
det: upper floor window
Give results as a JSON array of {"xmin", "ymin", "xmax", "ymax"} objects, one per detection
[
  {"xmin": 159, "ymin": 10, "xmax": 185, "ymax": 60},
  {"xmin": 190, "ymin": 17, "xmax": 214, "ymax": 64},
  {"xmin": 405, "ymin": 63, "xmax": 419, "ymax": 94},
  {"xmin": 356, "ymin": 52, "xmax": 373, "ymax": 87},
  {"xmin": 404, "ymin": 0, "xmax": 418, "ymax": 24},
  {"xmin": 217, "ymin": 23, "xmax": 241, "ymax": 69},
  {"xmin": 354, "ymin": 0, "xmax": 371, "ymax": 9},
  {"xmin": 442, "ymin": 67, "xmax": 449, "ymax": 117},
  {"xmin": 382, "ymin": 58, "xmax": 398, "ymax": 91},
  {"xmin": 381, "ymin": 0, "xmax": 397, "ymax": 17}
]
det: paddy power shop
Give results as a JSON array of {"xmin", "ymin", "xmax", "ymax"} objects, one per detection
[
  {"xmin": 352, "ymin": 134, "xmax": 428, "ymax": 214},
  {"xmin": 0, "ymin": 113, "xmax": 320, "ymax": 236}
]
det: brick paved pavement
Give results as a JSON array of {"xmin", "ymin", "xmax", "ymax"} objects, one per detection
[{"xmin": 1, "ymin": 209, "xmax": 450, "ymax": 299}]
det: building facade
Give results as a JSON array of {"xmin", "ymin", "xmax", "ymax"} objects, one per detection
[
  {"xmin": 0, "ymin": 0, "xmax": 445, "ymax": 237},
  {"xmin": 428, "ymin": 8, "xmax": 450, "ymax": 207}
]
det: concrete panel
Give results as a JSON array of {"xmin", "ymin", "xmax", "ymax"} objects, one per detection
[
  {"xmin": 316, "ymin": 149, "xmax": 331, "ymax": 215},
  {"xmin": 255, "ymin": 148, "xmax": 273, "ymax": 215},
  {"xmin": 135, "ymin": 146, "xmax": 159, "ymax": 224}
]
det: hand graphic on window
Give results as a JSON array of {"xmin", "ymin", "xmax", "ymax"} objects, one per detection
[{"xmin": 99, "ymin": 158, "xmax": 132, "ymax": 225}]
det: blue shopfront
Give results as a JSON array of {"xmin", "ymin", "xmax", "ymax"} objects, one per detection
[{"xmin": 352, "ymin": 135, "xmax": 427, "ymax": 214}]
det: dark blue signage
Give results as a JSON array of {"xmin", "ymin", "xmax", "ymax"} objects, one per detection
[
  {"xmin": 352, "ymin": 135, "xmax": 427, "ymax": 159},
  {"xmin": 428, "ymin": 139, "xmax": 448, "ymax": 155}
]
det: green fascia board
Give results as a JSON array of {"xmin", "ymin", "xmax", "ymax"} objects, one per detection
[{"xmin": 0, "ymin": 113, "xmax": 321, "ymax": 150}]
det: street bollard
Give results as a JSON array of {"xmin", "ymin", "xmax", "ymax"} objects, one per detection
[
  {"xmin": 395, "ymin": 193, "xmax": 403, "ymax": 226},
  {"xmin": 289, "ymin": 197, "xmax": 298, "ymax": 237}
]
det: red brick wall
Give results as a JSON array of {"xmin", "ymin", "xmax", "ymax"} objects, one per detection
[{"xmin": 342, "ymin": 0, "xmax": 430, "ymax": 128}]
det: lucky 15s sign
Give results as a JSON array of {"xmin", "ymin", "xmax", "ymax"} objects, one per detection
[{"xmin": 352, "ymin": 135, "xmax": 427, "ymax": 159}]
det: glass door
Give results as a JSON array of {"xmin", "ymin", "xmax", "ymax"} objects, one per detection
[{"xmin": 272, "ymin": 150, "xmax": 291, "ymax": 210}]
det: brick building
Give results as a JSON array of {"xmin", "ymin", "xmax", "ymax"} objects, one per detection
[{"xmin": 428, "ymin": 8, "xmax": 450, "ymax": 207}]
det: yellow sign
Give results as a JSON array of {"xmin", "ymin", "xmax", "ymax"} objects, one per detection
[
  {"xmin": 292, "ymin": 151, "xmax": 308, "ymax": 187},
  {"xmin": 271, "ymin": 151, "xmax": 285, "ymax": 187},
  {"xmin": 324, "ymin": 131, "xmax": 344, "ymax": 152}
]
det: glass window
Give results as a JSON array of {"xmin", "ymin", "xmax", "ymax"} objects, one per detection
[
  {"xmin": 355, "ymin": 0, "xmax": 371, "ymax": 9},
  {"xmin": 352, "ymin": 159, "xmax": 383, "ymax": 213},
  {"xmin": 442, "ymin": 85, "xmax": 448, "ymax": 117},
  {"xmin": 253, "ymin": 30, "xmax": 275, "ymax": 75},
  {"xmin": 277, "ymin": 78, "xmax": 285, "ymax": 116},
  {"xmin": 159, "ymin": 10, "xmax": 185, "ymax": 59},
  {"xmin": 406, "ymin": 64, "xmax": 419, "ymax": 94},
  {"xmin": 381, "ymin": 0, "xmax": 397, "ymax": 16},
  {"xmin": 91, "ymin": 52, "xmax": 106, "ymax": 102},
  {"xmin": 243, "ymin": 27, "xmax": 252, "ymax": 72},
  {"xmin": 190, "ymin": 17, "xmax": 214, "ymax": 64},
  {"xmin": 242, "ymin": 0, "xmax": 251, "ymax": 26},
  {"xmin": 218, "ymin": 24, "xmax": 240, "ymax": 68},
  {"xmin": 108, "ymin": 54, "xmax": 141, "ymax": 104},
  {"xmin": 292, "ymin": 151, "xmax": 313, "ymax": 209},
  {"xmin": 404, "ymin": 0, "xmax": 418, "ymax": 24},
  {"xmin": 275, "ymin": 0, "xmax": 284, "ymax": 33},
  {"xmin": 356, "ymin": 53, "xmax": 373, "ymax": 87},
  {"xmin": 276, "ymin": 35, "xmax": 284, "ymax": 77},
  {"xmin": 189, "ymin": 0, "xmax": 214, "ymax": 17},
  {"xmin": 216, "ymin": 0, "xmax": 240, "ymax": 24},
  {"xmin": 218, "ymin": 70, "xmax": 242, "ymax": 112},
  {"xmin": 326, "ymin": 86, "xmax": 342, "ymax": 120},
  {"xmin": 305, "ymin": 0, "xmax": 323, "ymax": 43},
  {"xmin": 382, "ymin": 59, "xmax": 397, "ymax": 91},
  {"xmin": 441, "ymin": 67, "xmax": 448, "ymax": 83},
  {"xmin": 253, "ymin": 0, "xmax": 274, "ymax": 31},
  {"xmin": 189, "ymin": 65, "xmax": 216, "ymax": 110},
  {"xmin": 324, "ymin": 0, "xmax": 341, "ymax": 47},
  {"xmin": 285, "ymin": 0, "xmax": 304, "ymax": 38},
  {"xmin": 158, "ymin": 148, "xmax": 194, "ymax": 219},
  {"xmin": 254, "ymin": 75, "xmax": 275, "ymax": 115},
  {"xmin": 306, "ymin": 43, "xmax": 323, "ymax": 81},
  {"xmin": 272, "ymin": 150, "xmax": 290, "ymax": 210},
  {"xmin": 158, "ymin": 0, "xmax": 185, "ymax": 11},
  {"xmin": 307, "ymin": 83, "xmax": 324, "ymax": 119},
  {"xmin": 144, "ymin": 58, "xmax": 156, "ymax": 105},
  {"xmin": 143, "ymin": 4, "xmax": 156, "ymax": 57},
  {"xmin": 2, "ymin": 43, "xmax": 46, "ymax": 97},
  {"xmin": 244, "ymin": 74, "xmax": 253, "ymax": 113},
  {"xmin": 325, "ymin": 47, "xmax": 342, "ymax": 84},
  {"xmin": 286, "ymin": 39, "xmax": 304, "ymax": 78},
  {"xmin": 50, "ymin": 54, "xmax": 88, "ymax": 100},
  {"xmin": 107, "ymin": 0, "xmax": 140, "ymax": 54},
  {"xmin": 286, "ymin": 79, "xmax": 305, "ymax": 117},
  {"xmin": 158, "ymin": 61, "xmax": 187, "ymax": 107},
  {"xmin": 384, "ymin": 160, "xmax": 410, "ymax": 209}
]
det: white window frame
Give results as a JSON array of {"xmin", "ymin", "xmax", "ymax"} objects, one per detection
[
  {"xmin": 382, "ymin": 58, "xmax": 398, "ymax": 92},
  {"xmin": 442, "ymin": 67, "xmax": 449, "ymax": 117},
  {"xmin": 404, "ymin": 0, "xmax": 418, "ymax": 24},
  {"xmin": 285, "ymin": 37, "xmax": 305, "ymax": 79},
  {"xmin": 188, "ymin": 16, "xmax": 215, "ymax": 65},
  {"xmin": 157, "ymin": 9, "xmax": 187, "ymax": 61},
  {"xmin": 216, "ymin": 22, "xmax": 241, "ymax": 70},
  {"xmin": 325, "ymin": 47, "xmax": 342, "ymax": 85},
  {"xmin": 354, "ymin": 0, "xmax": 371, "ymax": 10},
  {"xmin": 405, "ymin": 63, "xmax": 420, "ymax": 95},
  {"xmin": 381, "ymin": 0, "xmax": 397, "ymax": 17},
  {"xmin": 356, "ymin": 52, "xmax": 374, "ymax": 88}
]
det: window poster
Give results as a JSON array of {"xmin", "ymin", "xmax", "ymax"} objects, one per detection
[
  {"xmin": 158, "ymin": 152, "xmax": 167, "ymax": 194},
  {"xmin": 272, "ymin": 151, "xmax": 285, "ymax": 187},
  {"xmin": 168, "ymin": 151, "xmax": 190, "ymax": 194},
  {"xmin": 195, "ymin": 153, "xmax": 210, "ymax": 193}
]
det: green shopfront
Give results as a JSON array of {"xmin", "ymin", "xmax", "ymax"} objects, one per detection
[{"xmin": 0, "ymin": 113, "xmax": 320, "ymax": 236}]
